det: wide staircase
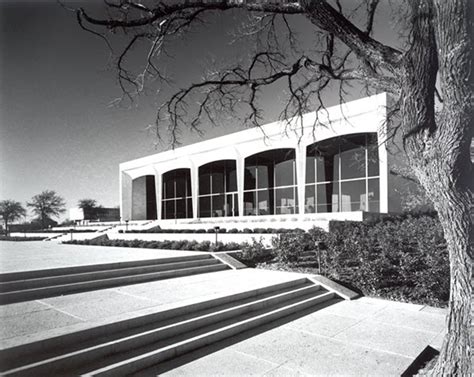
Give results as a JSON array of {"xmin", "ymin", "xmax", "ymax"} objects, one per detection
[
  {"xmin": 0, "ymin": 254, "xmax": 227, "ymax": 304},
  {"xmin": 0, "ymin": 277, "xmax": 339, "ymax": 376}
]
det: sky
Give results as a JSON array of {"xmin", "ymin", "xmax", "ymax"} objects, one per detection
[{"xmin": 0, "ymin": 1, "xmax": 400, "ymax": 222}]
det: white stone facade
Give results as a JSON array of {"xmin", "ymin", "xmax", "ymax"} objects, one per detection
[{"xmin": 120, "ymin": 93, "xmax": 391, "ymax": 228}]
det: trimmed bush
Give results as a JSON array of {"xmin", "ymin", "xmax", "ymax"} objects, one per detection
[
  {"xmin": 268, "ymin": 215, "xmax": 449, "ymax": 307},
  {"xmin": 235, "ymin": 238, "xmax": 274, "ymax": 267}
]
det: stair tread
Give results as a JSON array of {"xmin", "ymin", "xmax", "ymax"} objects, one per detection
[
  {"xmin": 10, "ymin": 288, "xmax": 333, "ymax": 376},
  {"xmin": 0, "ymin": 259, "xmax": 220, "ymax": 291},
  {"xmin": 0, "ymin": 280, "xmax": 321, "ymax": 374}
]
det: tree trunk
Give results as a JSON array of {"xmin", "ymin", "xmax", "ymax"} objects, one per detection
[
  {"xmin": 423, "ymin": 164, "xmax": 472, "ymax": 376},
  {"xmin": 400, "ymin": 0, "xmax": 472, "ymax": 374}
]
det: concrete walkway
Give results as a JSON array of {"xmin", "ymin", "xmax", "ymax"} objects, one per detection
[
  {"xmin": 0, "ymin": 241, "xmax": 447, "ymax": 375},
  {"xmin": 151, "ymin": 297, "xmax": 446, "ymax": 376},
  {"xmin": 0, "ymin": 268, "xmax": 307, "ymax": 349},
  {"xmin": 0, "ymin": 241, "xmax": 205, "ymax": 273}
]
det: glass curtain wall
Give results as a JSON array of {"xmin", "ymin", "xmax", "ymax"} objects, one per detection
[
  {"xmin": 198, "ymin": 160, "xmax": 238, "ymax": 217},
  {"xmin": 161, "ymin": 169, "xmax": 193, "ymax": 219},
  {"xmin": 305, "ymin": 133, "xmax": 380, "ymax": 213},
  {"xmin": 244, "ymin": 149, "xmax": 297, "ymax": 216}
]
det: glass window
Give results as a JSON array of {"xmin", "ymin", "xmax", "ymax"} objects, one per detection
[
  {"xmin": 187, "ymin": 198, "xmax": 193, "ymax": 218},
  {"xmin": 164, "ymin": 179, "xmax": 174, "ymax": 199},
  {"xmin": 275, "ymin": 187, "xmax": 296, "ymax": 214},
  {"xmin": 368, "ymin": 178, "xmax": 380, "ymax": 212},
  {"xmin": 165, "ymin": 200, "xmax": 174, "ymax": 219},
  {"xmin": 257, "ymin": 190, "xmax": 272, "ymax": 215},
  {"xmin": 212, "ymin": 194, "xmax": 225, "ymax": 217},
  {"xmin": 199, "ymin": 196, "xmax": 211, "ymax": 218},
  {"xmin": 306, "ymin": 156, "xmax": 315, "ymax": 184},
  {"xmin": 367, "ymin": 134, "xmax": 379, "ymax": 177},
  {"xmin": 244, "ymin": 191, "xmax": 256, "ymax": 215},
  {"xmin": 211, "ymin": 172, "xmax": 224, "ymax": 194},
  {"xmin": 199, "ymin": 172, "xmax": 211, "ymax": 195},
  {"xmin": 244, "ymin": 166, "xmax": 257, "ymax": 190},
  {"xmin": 257, "ymin": 165, "xmax": 271, "ymax": 189},
  {"xmin": 175, "ymin": 198, "xmax": 186, "ymax": 219},
  {"xmin": 316, "ymin": 154, "xmax": 339, "ymax": 182},
  {"xmin": 341, "ymin": 179, "xmax": 366, "ymax": 211},
  {"xmin": 275, "ymin": 159, "xmax": 294, "ymax": 187},
  {"xmin": 226, "ymin": 167, "xmax": 237, "ymax": 192},
  {"xmin": 175, "ymin": 175, "xmax": 186, "ymax": 198},
  {"xmin": 305, "ymin": 185, "xmax": 316, "ymax": 213},
  {"xmin": 340, "ymin": 135, "xmax": 366, "ymax": 180},
  {"xmin": 317, "ymin": 183, "xmax": 339, "ymax": 213}
]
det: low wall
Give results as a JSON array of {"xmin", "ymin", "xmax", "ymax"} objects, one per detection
[
  {"xmin": 110, "ymin": 233, "xmax": 276, "ymax": 247},
  {"xmin": 9, "ymin": 232, "xmax": 63, "ymax": 238}
]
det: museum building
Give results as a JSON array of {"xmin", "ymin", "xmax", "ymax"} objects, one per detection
[{"xmin": 120, "ymin": 93, "xmax": 407, "ymax": 229}]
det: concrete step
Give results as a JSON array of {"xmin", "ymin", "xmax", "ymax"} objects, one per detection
[
  {"xmin": 0, "ymin": 279, "xmax": 338, "ymax": 376},
  {"xmin": 0, "ymin": 263, "xmax": 228, "ymax": 305},
  {"xmin": 0, "ymin": 254, "xmax": 214, "ymax": 282},
  {"xmin": 83, "ymin": 290, "xmax": 336, "ymax": 376},
  {"xmin": 1, "ymin": 259, "xmax": 220, "ymax": 292}
]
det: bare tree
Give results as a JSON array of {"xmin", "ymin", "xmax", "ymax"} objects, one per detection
[
  {"xmin": 27, "ymin": 190, "xmax": 66, "ymax": 229},
  {"xmin": 77, "ymin": 1, "xmax": 472, "ymax": 374},
  {"xmin": 0, "ymin": 200, "xmax": 26, "ymax": 236}
]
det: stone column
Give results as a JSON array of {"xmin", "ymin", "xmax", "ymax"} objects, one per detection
[
  {"xmin": 190, "ymin": 163, "xmax": 199, "ymax": 219},
  {"xmin": 236, "ymin": 151, "xmax": 245, "ymax": 217},
  {"xmin": 296, "ymin": 144, "xmax": 306, "ymax": 215},
  {"xmin": 120, "ymin": 172, "xmax": 133, "ymax": 221},
  {"xmin": 153, "ymin": 167, "xmax": 162, "ymax": 220}
]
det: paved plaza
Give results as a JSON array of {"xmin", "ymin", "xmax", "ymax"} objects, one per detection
[{"xmin": 0, "ymin": 241, "xmax": 446, "ymax": 376}]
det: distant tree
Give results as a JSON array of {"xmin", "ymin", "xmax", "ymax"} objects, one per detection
[
  {"xmin": 27, "ymin": 190, "xmax": 66, "ymax": 229},
  {"xmin": 78, "ymin": 198, "xmax": 98, "ymax": 210},
  {"xmin": 78, "ymin": 198, "xmax": 102, "ymax": 220},
  {"xmin": 0, "ymin": 200, "xmax": 26, "ymax": 236}
]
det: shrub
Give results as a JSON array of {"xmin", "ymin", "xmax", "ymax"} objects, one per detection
[
  {"xmin": 228, "ymin": 228, "xmax": 239, "ymax": 233},
  {"xmin": 206, "ymin": 229, "xmax": 215, "ymax": 234},
  {"xmin": 272, "ymin": 231, "xmax": 312, "ymax": 263},
  {"xmin": 224, "ymin": 242, "xmax": 241, "ymax": 251},
  {"xmin": 195, "ymin": 229, "xmax": 206, "ymax": 233},
  {"xmin": 242, "ymin": 228, "xmax": 253, "ymax": 233},
  {"xmin": 324, "ymin": 217, "xmax": 448, "ymax": 306},
  {"xmin": 237, "ymin": 238, "xmax": 273, "ymax": 267}
]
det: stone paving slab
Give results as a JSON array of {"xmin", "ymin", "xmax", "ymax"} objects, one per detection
[
  {"xmin": 0, "ymin": 268, "xmax": 303, "ymax": 348},
  {"xmin": 0, "ymin": 241, "xmax": 205, "ymax": 273},
  {"xmin": 153, "ymin": 296, "xmax": 446, "ymax": 376}
]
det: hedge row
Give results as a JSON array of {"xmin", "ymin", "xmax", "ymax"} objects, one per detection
[
  {"xmin": 0, "ymin": 236, "xmax": 47, "ymax": 241},
  {"xmin": 122, "ymin": 227, "xmax": 298, "ymax": 234},
  {"xmin": 272, "ymin": 214, "xmax": 449, "ymax": 307},
  {"xmin": 63, "ymin": 238, "xmax": 242, "ymax": 252}
]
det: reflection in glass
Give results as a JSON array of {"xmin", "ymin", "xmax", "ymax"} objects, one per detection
[
  {"xmin": 317, "ymin": 183, "xmax": 339, "ymax": 213},
  {"xmin": 341, "ymin": 180, "xmax": 366, "ymax": 211},
  {"xmin": 305, "ymin": 185, "xmax": 316, "ymax": 213},
  {"xmin": 244, "ymin": 191, "xmax": 256, "ymax": 215},
  {"xmin": 162, "ymin": 169, "xmax": 192, "ymax": 219},
  {"xmin": 368, "ymin": 178, "xmax": 380, "ymax": 212},
  {"xmin": 305, "ymin": 133, "xmax": 380, "ymax": 213},
  {"xmin": 244, "ymin": 148, "xmax": 297, "ymax": 216},
  {"xmin": 198, "ymin": 160, "xmax": 238, "ymax": 217}
]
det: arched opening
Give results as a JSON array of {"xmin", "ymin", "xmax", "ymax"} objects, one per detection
[
  {"xmin": 161, "ymin": 168, "xmax": 193, "ymax": 219},
  {"xmin": 198, "ymin": 160, "xmax": 238, "ymax": 218},
  {"xmin": 305, "ymin": 133, "xmax": 379, "ymax": 213},
  {"xmin": 244, "ymin": 148, "xmax": 297, "ymax": 216},
  {"xmin": 131, "ymin": 175, "xmax": 157, "ymax": 220}
]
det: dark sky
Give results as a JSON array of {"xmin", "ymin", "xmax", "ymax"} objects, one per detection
[{"xmin": 0, "ymin": 1, "xmax": 401, "ymax": 221}]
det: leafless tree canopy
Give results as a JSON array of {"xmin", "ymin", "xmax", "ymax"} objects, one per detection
[
  {"xmin": 73, "ymin": 0, "xmax": 412, "ymax": 145},
  {"xmin": 74, "ymin": 1, "xmax": 472, "ymax": 375}
]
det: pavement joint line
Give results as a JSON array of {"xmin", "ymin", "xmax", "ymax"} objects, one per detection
[
  {"xmin": 369, "ymin": 319, "xmax": 441, "ymax": 334},
  {"xmin": 284, "ymin": 326, "xmax": 415, "ymax": 360},
  {"xmin": 233, "ymin": 349, "xmax": 282, "ymax": 367},
  {"xmin": 108, "ymin": 288, "xmax": 159, "ymax": 303},
  {"xmin": 35, "ymin": 300, "xmax": 86, "ymax": 322},
  {"xmin": 261, "ymin": 360, "xmax": 311, "ymax": 377}
]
